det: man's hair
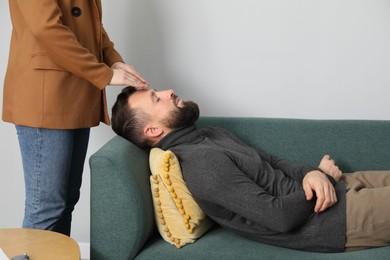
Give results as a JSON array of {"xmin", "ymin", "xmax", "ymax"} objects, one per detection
[{"xmin": 111, "ymin": 86, "xmax": 153, "ymax": 149}]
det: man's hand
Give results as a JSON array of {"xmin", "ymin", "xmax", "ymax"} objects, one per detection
[
  {"xmin": 109, "ymin": 62, "xmax": 149, "ymax": 88},
  {"xmin": 302, "ymin": 170, "xmax": 337, "ymax": 213},
  {"xmin": 318, "ymin": 155, "xmax": 342, "ymax": 182}
]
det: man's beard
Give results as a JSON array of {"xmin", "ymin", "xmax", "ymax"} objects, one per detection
[{"xmin": 164, "ymin": 100, "xmax": 200, "ymax": 129}]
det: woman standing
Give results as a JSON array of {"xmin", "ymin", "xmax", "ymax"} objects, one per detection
[{"xmin": 2, "ymin": 0, "xmax": 148, "ymax": 236}]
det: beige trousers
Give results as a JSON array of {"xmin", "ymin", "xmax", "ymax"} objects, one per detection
[{"xmin": 342, "ymin": 171, "xmax": 390, "ymax": 251}]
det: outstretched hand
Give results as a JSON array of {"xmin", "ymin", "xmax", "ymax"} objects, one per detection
[
  {"xmin": 109, "ymin": 62, "xmax": 149, "ymax": 88},
  {"xmin": 302, "ymin": 170, "xmax": 337, "ymax": 213},
  {"xmin": 318, "ymin": 155, "xmax": 343, "ymax": 182}
]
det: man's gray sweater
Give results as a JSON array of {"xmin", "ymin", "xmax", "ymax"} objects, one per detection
[{"xmin": 156, "ymin": 125, "xmax": 346, "ymax": 252}]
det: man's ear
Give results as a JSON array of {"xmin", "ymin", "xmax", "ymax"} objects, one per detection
[{"xmin": 144, "ymin": 126, "xmax": 164, "ymax": 138}]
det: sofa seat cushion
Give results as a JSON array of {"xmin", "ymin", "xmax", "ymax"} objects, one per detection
[{"xmin": 136, "ymin": 227, "xmax": 390, "ymax": 260}]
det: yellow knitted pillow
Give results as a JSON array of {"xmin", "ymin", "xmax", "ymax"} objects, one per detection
[{"xmin": 149, "ymin": 148, "xmax": 214, "ymax": 248}]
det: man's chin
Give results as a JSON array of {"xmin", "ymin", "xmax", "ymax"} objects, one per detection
[{"xmin": 168, "ymin": 101, "xmax": 200, "ymax": 129}]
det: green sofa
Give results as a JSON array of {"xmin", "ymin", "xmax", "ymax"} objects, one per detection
[{"xmin": 89, "ymin": 117, "xmax": 390, "ymax": 260}]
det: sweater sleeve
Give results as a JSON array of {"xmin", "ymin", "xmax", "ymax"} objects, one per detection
[
  {"xmin": 185, "ymin": 150, "xmax": 316, "ymax": 233},
  {"xmin": 208, "ymin": 127, "xmax": 320, "ymax": 183},
  {"xmin": 256, "ymin": 150, "xmax": 337, "ymax": 186},
  {"xmin": 256, "ymin": 150, "xmax": 319, "ymax": 183}
]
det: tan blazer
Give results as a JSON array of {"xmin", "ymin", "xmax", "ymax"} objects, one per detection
[{"xmin": 2, "ymin": 0, "xmax": 124, "ymax": 129}]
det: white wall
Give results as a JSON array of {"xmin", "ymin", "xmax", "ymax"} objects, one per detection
[{"xmin": 1, "ymin": 0, "xmax": 389, "ymax": 245}]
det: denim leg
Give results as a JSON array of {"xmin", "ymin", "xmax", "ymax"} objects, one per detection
[
  {"xmin": 16, "ymin": 126, "xmax": 90, "ymax": 236},
  {"xmin": 55, "ymin": 128, "xmax": 90, "ymax": 235}
]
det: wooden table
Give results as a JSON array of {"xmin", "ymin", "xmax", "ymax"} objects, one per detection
[{"xmin": 0, "ymin": 228, "xmax": 80, "ymax": 260}]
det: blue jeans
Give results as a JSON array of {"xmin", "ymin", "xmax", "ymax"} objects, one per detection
[{"xmin": 16, "ymin": 126, "xmax": 90, "ymax": 236}]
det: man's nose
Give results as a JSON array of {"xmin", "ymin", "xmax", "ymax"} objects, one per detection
[{"xmin": 161, "ymin": 89, "xmax": 175, "ymax": 99}]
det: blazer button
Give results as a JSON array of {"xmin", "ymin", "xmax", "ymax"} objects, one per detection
[{"xmin": 71, "ymin": 7, "xmax": 82, "ymax": 17}]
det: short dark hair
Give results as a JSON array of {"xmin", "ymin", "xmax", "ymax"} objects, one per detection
[{"xmin": 111, "ymin": 87, "xmax": 153, "ymax": 149}]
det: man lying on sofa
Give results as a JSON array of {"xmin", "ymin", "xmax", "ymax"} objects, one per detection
[{"xmin": 110, "ymin": 86, "xmax": 390, "ymax": 253}]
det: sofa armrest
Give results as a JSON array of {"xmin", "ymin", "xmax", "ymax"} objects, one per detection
[{"xmin": 89, "ymin": 136, "xmax": 155, "ymax": 260}]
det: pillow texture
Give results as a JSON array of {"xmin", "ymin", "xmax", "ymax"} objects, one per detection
[{"xmin": 149, "ymin": 148, "xmax": 214, "ymax": 248}]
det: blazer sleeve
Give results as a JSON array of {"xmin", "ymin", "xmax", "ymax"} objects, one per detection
[
  {"xmin": 14, "ymin": 0, "xmax": 122, "ymax": 89},
  {"xmin": 101, "ymin": 27, "xmax": 124, "ymax": 67}
]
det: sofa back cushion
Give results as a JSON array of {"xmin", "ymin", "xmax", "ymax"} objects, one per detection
[{"xmin": 197, "ymin": 117, "xmax": 390, "ymax": 172}]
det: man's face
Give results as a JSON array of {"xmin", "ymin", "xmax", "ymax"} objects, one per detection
[{"xmin": 128, "ymin": 89, "xmax": 199, "ymax": 130}]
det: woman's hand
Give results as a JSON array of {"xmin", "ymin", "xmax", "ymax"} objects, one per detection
[{"xmin": 109, "ymin": 62, "xmax": 149, "ymax": 88}]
